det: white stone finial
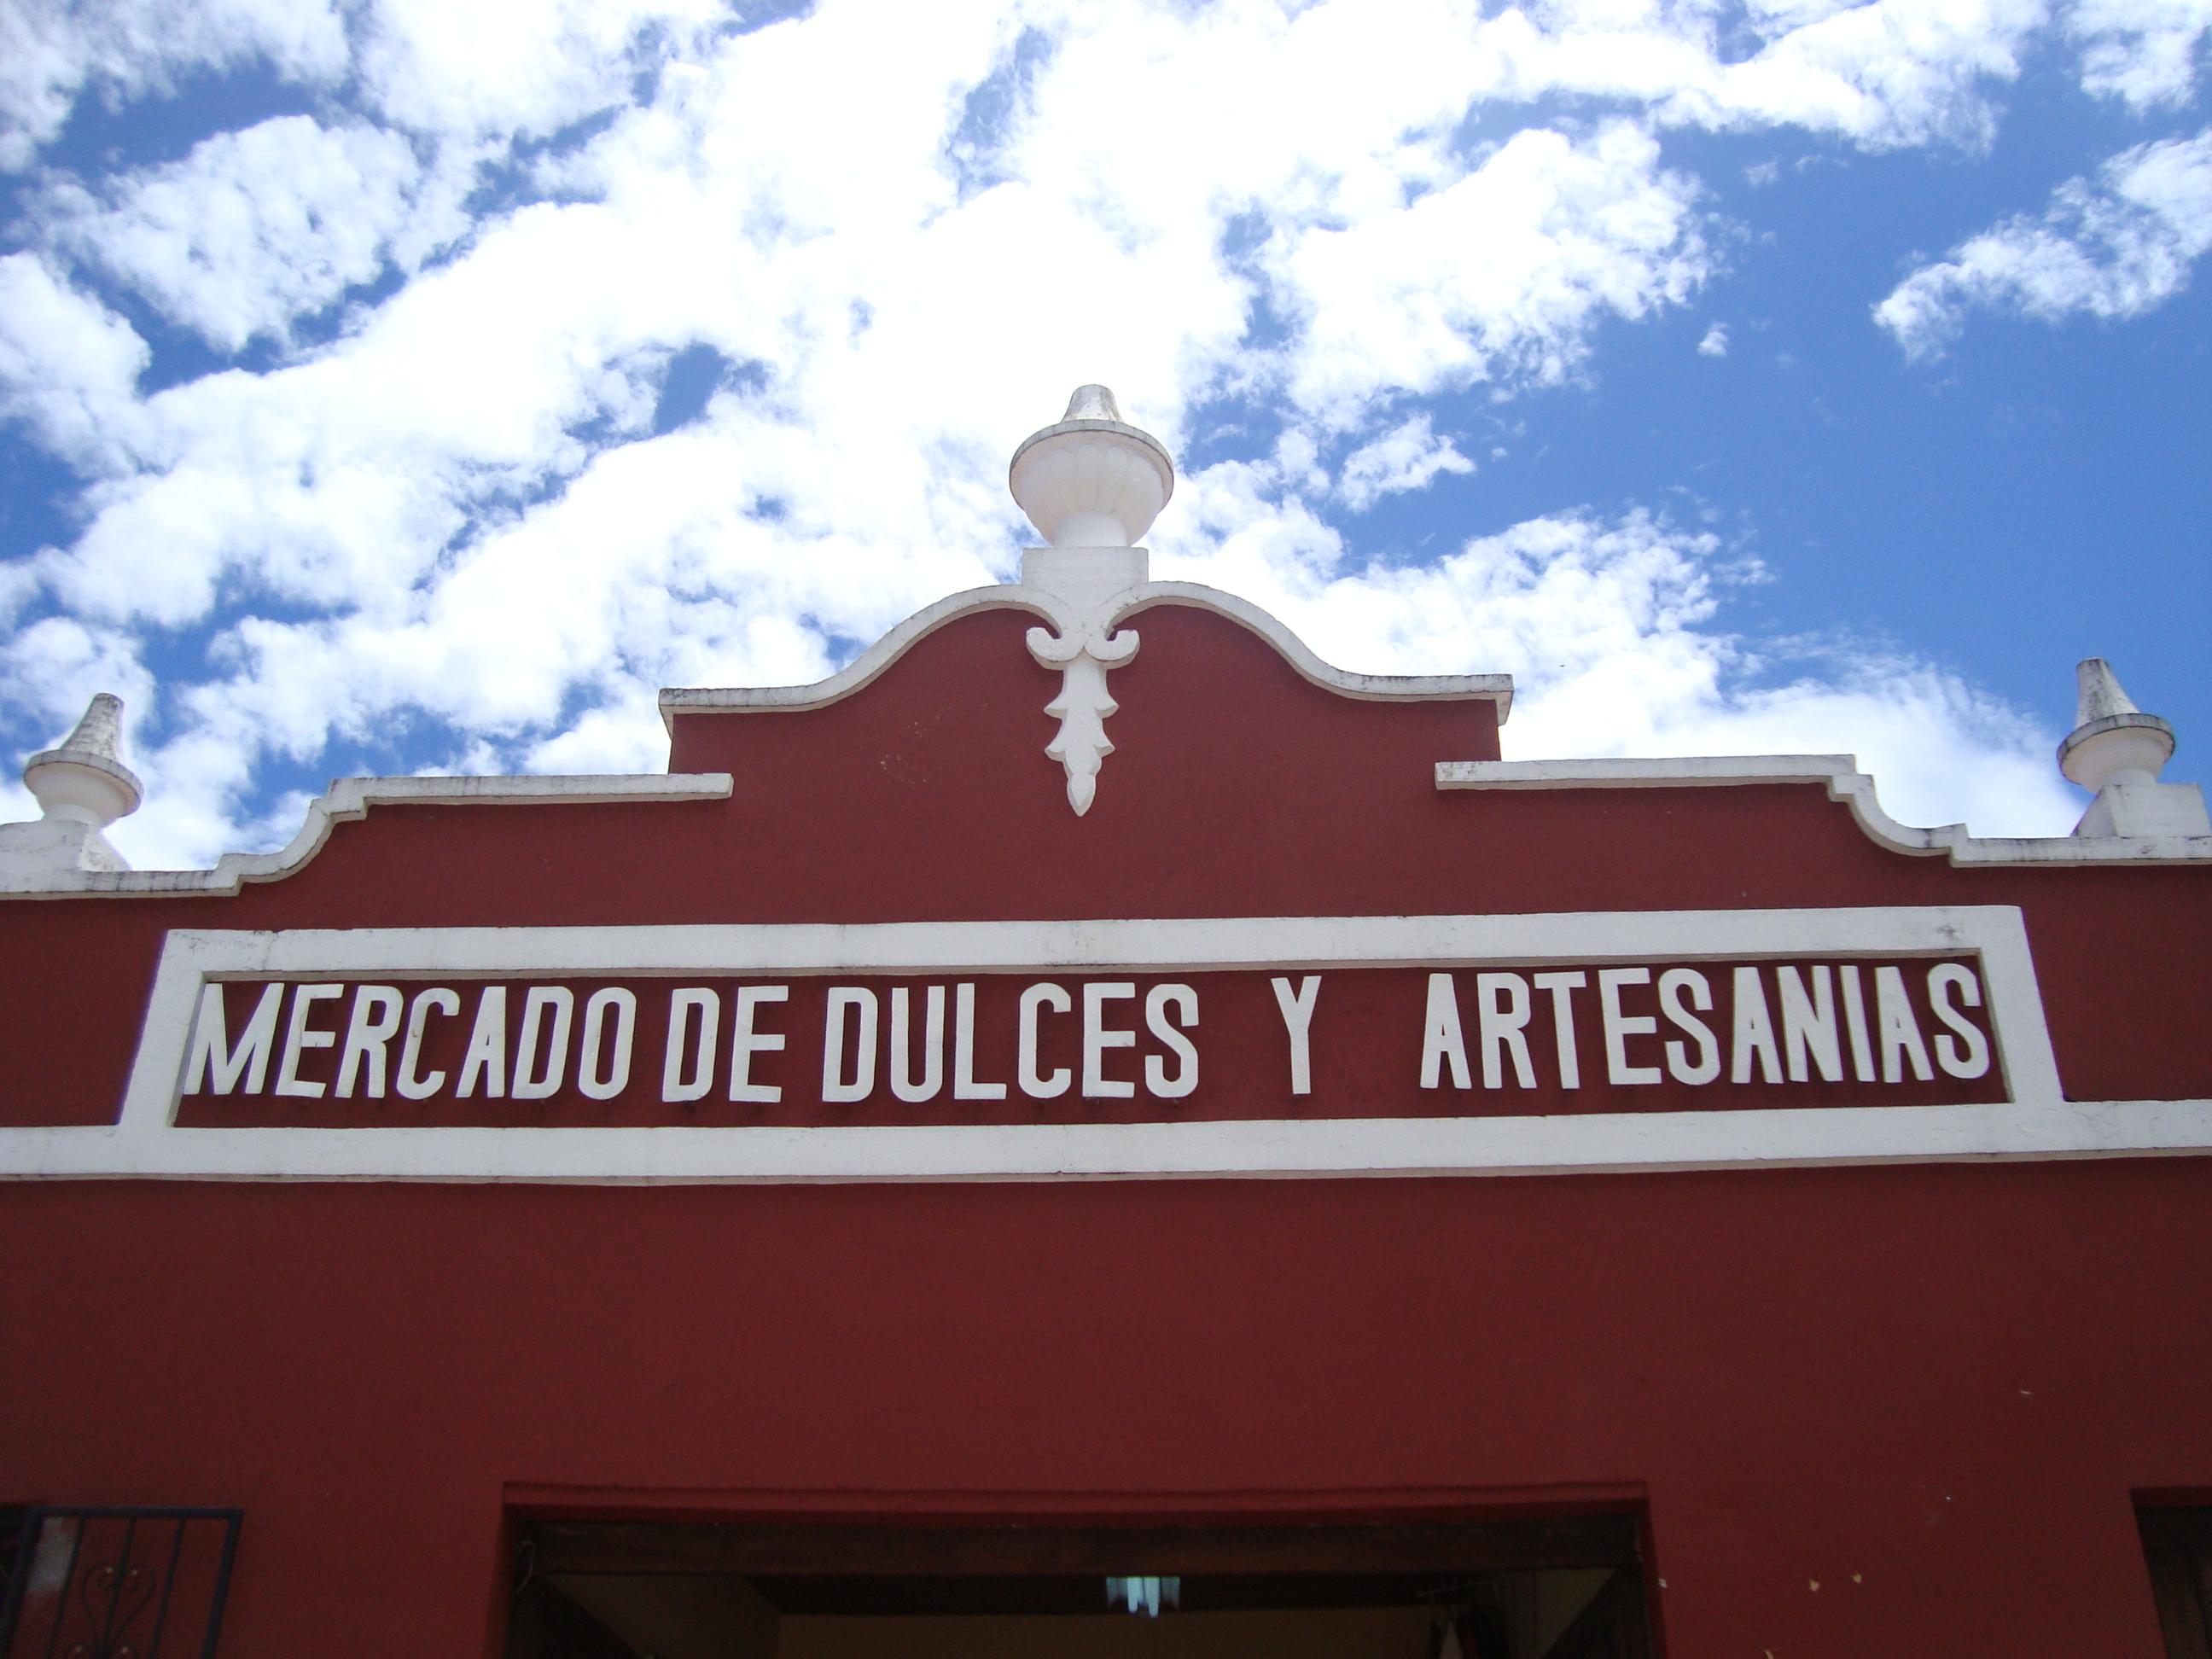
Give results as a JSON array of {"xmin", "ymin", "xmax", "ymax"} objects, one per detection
[
  {"xmin": 0, "ymin": 693, "xmax": 143, "ymax": 878},
  {"xmin": 2059, "ymin": 659, "xmax": 2173, "ymax": 793},
  {"xmin": 2058, "ymin": 659, "xmax": 2209, "ymax": 838},
  {"xmin": 1009, "ymin": 384, "xmax": 1175, "ymax": 549},
  {"xmin": 26, "ymin": 694, "xmax": 143, "ymax": 828}
]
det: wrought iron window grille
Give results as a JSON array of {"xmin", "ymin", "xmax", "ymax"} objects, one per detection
[{"xmin": 0, "ymin": 1507, "xmax": 241, "ymax": 1659}]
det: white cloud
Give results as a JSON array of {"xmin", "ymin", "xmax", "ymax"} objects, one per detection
[
  {"xmin": 0, "ymin": 0, "xmax": 2129, "ymax": 865},
  {"xmin": 0, "ymin": 253, "xmax": 149, "ymax": 474},
  {"xmin": 39, "ymin": 118, "xmax": 430, "ymax": 352},
  {"xmin": 1151, "ymin": 491, "xmax": 2079, "ymax": 837},
  {"xmin": 0, "ymin": 0, "xmax": 347, "ymax": 170},
  {"xmin": 352, "ymin": 0, "xmax": 727, "ymax": 142},
  {"xmin": 2069, "ymin": 0, "xmax": 2212, "ymax": 106},
  {"xmin": 1697, "ymin": 321, "xmax": 1731, "ymax": 354},
  {"xmin": 1277, "ymin": 122, "xmax": 1709, "ymax": 422},
  {"xmin": 1337, "ymin": 416, "xmax": 1475, "ymax": 511},
  {"xmin": 1876, "ymin": 126, "xmax": 2212, "ymax": 358},
  {"xmin": 1483, "ymin": 0, "xmax": 2050, "ymax": 148}
]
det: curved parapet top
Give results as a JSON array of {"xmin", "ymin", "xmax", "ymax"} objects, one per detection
[{"xmin": 659, "ymin": 580, "xmax": 1512, "ymax": 725}]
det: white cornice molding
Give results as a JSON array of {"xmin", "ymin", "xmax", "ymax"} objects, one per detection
[
  {"xmin": 9, "ymin": 1101, "xmax": 2211, "ymax": 1185},
  {"xmin": 0, "ymin": 774, "xmax": 735, "ymax": 899},
  {"xmin": 1436, "ymin": 756, "xmax": 2212, "ymax": 866},
  {"xmin": 657, "ymin": 581, "xmax": 1516, "ymax": 726}
]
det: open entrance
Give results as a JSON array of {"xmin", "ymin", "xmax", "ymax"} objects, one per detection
[{"xmin": 504, "ymin": 1514, "xmax": 1655, "ymax": 1659}]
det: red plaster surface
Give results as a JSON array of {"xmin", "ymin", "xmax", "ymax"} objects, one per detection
[{"xmin": 2, "ymin": 602, "xmax": 2209, "ymax": 1653}]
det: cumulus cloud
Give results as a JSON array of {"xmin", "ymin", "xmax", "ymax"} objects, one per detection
[
  {"xmin": 1337, "ymin": 416, "xmax": 1476, "ymax": 511},
  {"xmin": 1279, "ymin": 123, "xmax": 1708, "ymax": 421},
  {"xmin": 1876, "ymin": 127, "xmax": 2212, "ymax": 358},
  {"xmin": 0, "ymin": 0, "xmax": 2139, "ymax": 866},
  {"xmin": 1151, "ymin": 489, "xmax": 2079, "ymax": 836},
  {"xmin": 351, "ymin": 0, "xmax": 729, "ymax": 142},
  {"xmin": 0, "ymin": 0, "xmax": 347, "ymax": 170},
  {"xmin": 38, "ymin": 118, "xmax": 432, "ymax": 352},
  {"xmin": 1697, "ymin": 322, "xmax": 1731, "ymax": 355},
  {"xmin": 2069, "ymin": 0, "xmax": 2212, "ymax": 107},
  {"xmin": 0, "ymin": 254, "xmax": 149, "ymax": 474}
]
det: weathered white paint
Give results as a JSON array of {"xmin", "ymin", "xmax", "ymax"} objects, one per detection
[
  {"xmin": 1435, "ymin": 757, "xmax": 2212, "ymax": 866},
  {"xmin": 0, "ymin": 905, "xmax": 2116, "ymax": 1184}
]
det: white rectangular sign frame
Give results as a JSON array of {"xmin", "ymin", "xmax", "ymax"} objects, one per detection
[{"xmin": 3, "ymin": 905, "xmax": 2207, "ymax": 1182}]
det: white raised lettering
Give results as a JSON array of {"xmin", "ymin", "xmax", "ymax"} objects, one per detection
[
  {"xmin": 729, "ymin": 985, "xmax": 789, "ymax": 1103},
  {"xmin": 576, "ymin": 988, "xmax": 635, "ymax": 1101},
  {"xmin": 1876, "ymin": 965, "xmax": 1934, "ymax": 1083},
  {"xmin": 1838, "ymin": 965, "xmax": 1876, "ymax": 1081},
  {"xmin": 183, "ymin": 982, "xmax": 283, "ymax": 1096},
  {"xmin": 1018, "ymin": 982, "xmax": 1072, "ymax": 1099},
  {"xmin": 1598, "ymin": 968, "xmax": 1661, "ymax": 1086},
  {"xmin": 1082, "ymin": 981, "xmax": 1137, "ymax": 1099},
  {"xmin": 1419, "ymin": 973, "xmax": 1470, "ymax": 1090},
  {"xmin": 275, "ymin": 982, "xmax": 344, "ymax": 1098},
  {"xmin": 457, "ymin": 987, "xmax": 509, "ymax": 1098},
  {"xmin": 1927, "ymin": 963, "xmax": 1991, "ymax": 1080},
  {"xmin": 822, "ymin": 987, "xmax": 877, "ymax": 1103},
  {"xmin": 1475, "ymin": 972, "xmax": 1534, "ymax": 1090},
  {"xmin": 1658, "ymin": 969, "xmax": 1719, "ymax": 1085},
  {"xmin": 890, "ymin": 985, "xmax": 946, "ymax": 1103},
  {"xmin": 952, "ymin": 982, "xmax": 1007, "ymax": 1101},
  {"xmin": 1731, "ymin": 967, "xmax": 1782, "ymax": 1084},
  {"xmin": 1533, "ymin": 971, "xmax": 1586, "ymax": 1090},
  {"xmin": 512, "ymin": 987, "xmax": 574, "ymax": 1101},
  {"xmin": 663, "ymin": 987, "xmax": 719, "ymax": 1103},
  {"xmin": 1270, "ymin": 975, "xmax": 1320, "ymax": 1096},
  {"xmin": 396, "ymin": 987, "xmax": 459, "ymax": 1100},
  {"xmin": 1778, "ymin": 966, "xmax": 1842, "ymax": 1083},
  {"xmin": 335, "ymin": 985, "xmax": 404, "ymax": 1098},
  {"xmin": 1145, "ymin": 984, "xmax": 1199, "ymax": 1099}
]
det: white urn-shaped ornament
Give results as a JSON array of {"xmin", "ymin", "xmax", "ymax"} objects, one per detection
[
  {"xmin": 0, "ymin": 692, "xmax": 144, "ymax": 878},
  {"xmin": 1009, "ymin": 384, "xmax": 1174, "ymax": 548},
  {"xmin": 25, "ymin": 693, "xmax": 143, "ymax": 828},
  {"xmin": 2058, "ymin": 658, "xmax": 2174, "ymax": 793},
  {"xmin": 2058, "ymin": 658, "xmax": 2209, "ymax": 838}
]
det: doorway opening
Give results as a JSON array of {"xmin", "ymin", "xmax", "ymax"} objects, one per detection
[{"xmin": 504, "ymin": 1513, "xmax": 1655, "ymax": 1659}]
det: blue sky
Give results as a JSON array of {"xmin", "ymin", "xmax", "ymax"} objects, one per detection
[{"xmin": 0, "ymin": 0, "xmax": 2207, "ymax": 867}]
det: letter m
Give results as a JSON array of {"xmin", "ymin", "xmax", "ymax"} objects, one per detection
[{"xmin": 183, "ymin": 982, "xmax": 283, "ymax": 1095}]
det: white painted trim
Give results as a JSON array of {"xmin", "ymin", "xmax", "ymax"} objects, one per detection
[
  {"xmin": 659, "ymin": 587, "xmax": 1056, "ymax": 725},
  {"xmin": 1118, "ymin": 585, "xmax": 1514, "ymax": 712},
  {"xmin": 0, "ymin": 905, "xmax": 2120, "ymax": 1183},
  {"xmin": 1437, "ymin": 757, "xmax": 2212, "ymax": 866},
  {"xmin": 4, "ymin": 1100, "xmax": 2208, "ymax": 1185},
  {"xmin": 658, "ymin": 580, "xmax": 1514, "ymax": 725},
  {"xmin": 0, "ymin": 775, "xmax": 734, "ymax": 899}
]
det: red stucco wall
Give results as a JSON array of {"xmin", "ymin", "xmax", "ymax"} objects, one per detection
[{"xmin": 2, "ymin": 603, "xmax": 2209, "ymax": 1654}]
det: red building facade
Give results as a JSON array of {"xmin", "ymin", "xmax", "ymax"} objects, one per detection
[{"xmin": 3, "ymin": 392, "xmax": 2209, "ymax": 1657}]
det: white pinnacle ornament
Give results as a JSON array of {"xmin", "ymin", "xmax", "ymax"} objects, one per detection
[
  {"xmin": 2058, "ymin": 658, "xmax": 2209, "ymax": 838},
  {"xmin": 1008, "ymin": 387, "xmax": 1177, "ymax": 815},
  {"xmin": 0, "ymin": 692, "xmax": 144, "ymax": 877}
]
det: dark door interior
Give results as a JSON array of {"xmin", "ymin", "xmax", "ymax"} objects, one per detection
[{"xmin": 504, "ymin": 1514, "xmax": 1655, "ymax": 1659}]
